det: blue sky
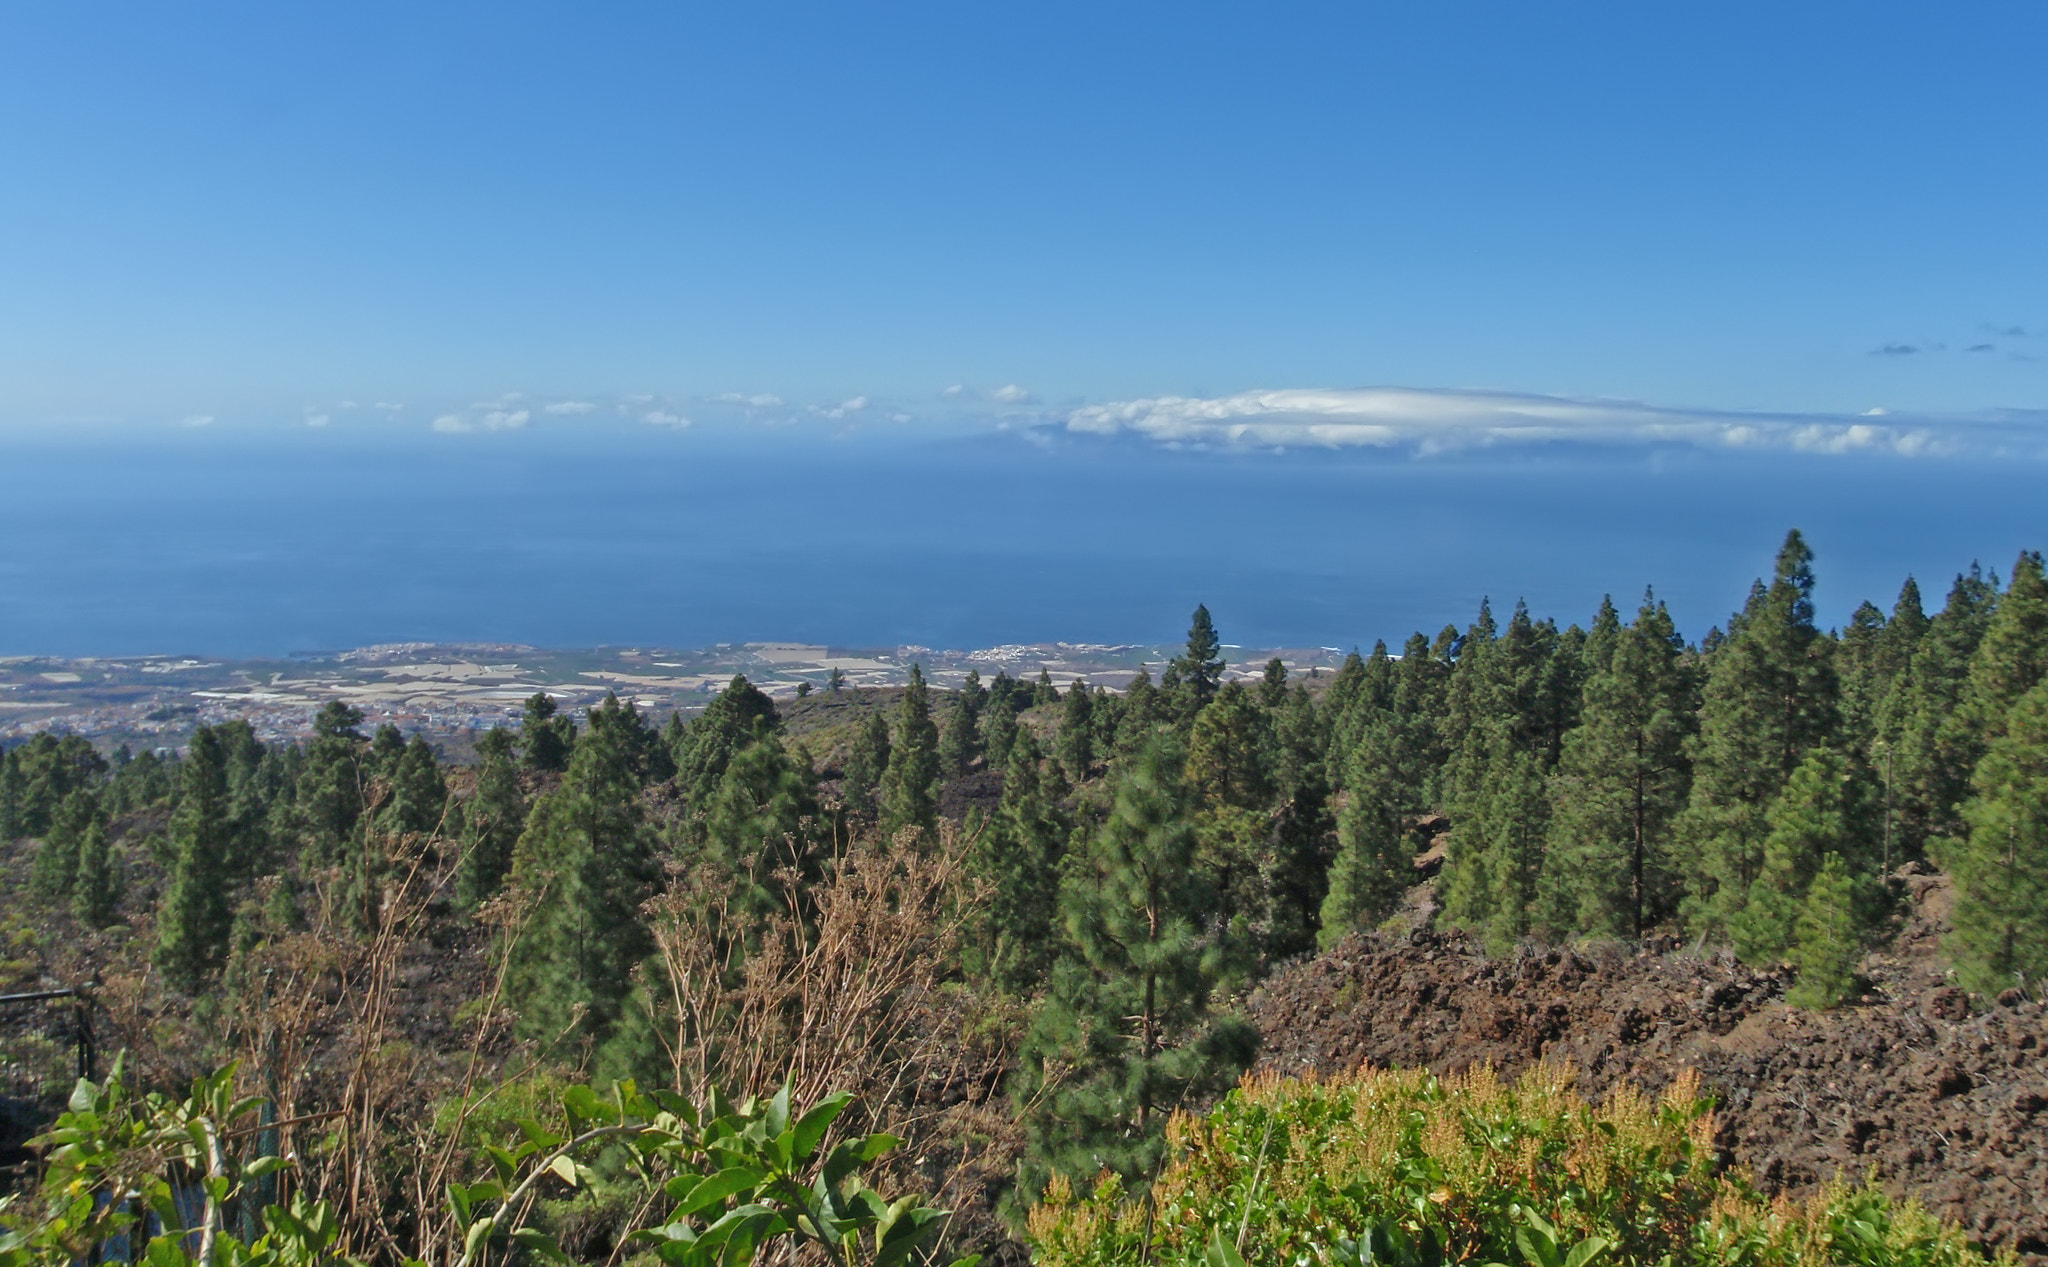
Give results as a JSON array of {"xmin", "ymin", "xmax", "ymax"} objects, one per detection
[{"xmin": 4, "ymin": 1, "xmax": 2046, "ymax": 444}]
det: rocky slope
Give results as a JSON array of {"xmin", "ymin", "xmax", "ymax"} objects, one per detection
[{"xmin": 1247, "ymin": 867, "xmax": 2047, "ymax": 1260}]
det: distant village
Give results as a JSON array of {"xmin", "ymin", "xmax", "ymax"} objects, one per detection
[{"xmin": 0, "ymin": 640, "xmax": 1349, "ymax": 753}]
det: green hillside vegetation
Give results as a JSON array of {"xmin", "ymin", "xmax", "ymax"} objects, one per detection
[
  {"xmin": 1028, "ymin": 1064, "xmax": 2009, "ymax": 1267},
  {"xmin": 2, "ymin": 532, "xmax": 2046, "ymax": 1265}
]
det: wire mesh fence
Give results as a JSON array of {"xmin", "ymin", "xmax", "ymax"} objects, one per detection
[{"xmin": 0, "ymin": 987, "xmax": 95, "ymax": 1196}]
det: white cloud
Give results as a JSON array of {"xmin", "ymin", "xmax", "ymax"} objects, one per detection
[
  {"xmin": 374, "ymin": 401, "xmax": 403, "ymax": 411},
  {"xmin": 820, "ymin": 395, "xmax": 870, "ymax": 420},
  {"xmin": 1064, "ymin": 386, "xmax": 1981, "ymax": 458},
  {"xmin": 717, "ymin": 392, "xmax": 784, "ymax": 407},
  {"xmin": 991, "ymin": 383, "xmax": 1032, "ymax": 404},
  {"xmin": 942, "ymin": 384, "xmax": 966, "ymax": 398},
  {"xmin": 433, "ymin": 410, "xmax": 526, "ymax": 434},
  {"xmin": 303, "ymin": 414, "xmax": 330, "ymax": 429},
  {"xmin": 545, "ymin": 400, "xmax": 596, "ymax": 415},
  {"xmin": 642, "ymin": 410, "xmax": 691, "ymax": 429},
  {"xmin": 181, "ymin": 414, "xmax": 214, "ymax": 428}
]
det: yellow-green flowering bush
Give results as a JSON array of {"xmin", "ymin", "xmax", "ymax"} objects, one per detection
[{"xmin": 1027, "ymin": 1063, "xmax": 2006, "ymax": 1267}]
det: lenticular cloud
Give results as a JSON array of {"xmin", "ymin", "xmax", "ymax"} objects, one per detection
[{"xmin": 1064, "ymin": 386, "xmax": 2041, "ymax": 457}]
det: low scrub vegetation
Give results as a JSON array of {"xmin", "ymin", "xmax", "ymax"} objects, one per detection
[{"xmin": 1027, "ymin": 1063, "xmax": 2007, "ymax": 1267}]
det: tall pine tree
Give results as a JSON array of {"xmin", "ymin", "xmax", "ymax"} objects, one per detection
[
  {"xmin": 1881, "ymin": 565, "xmax": 1999, "ymax": 860},
  {"xmin": 458, "ymin": 728, "xmax": 526, "ymax": 908},
  {"xmin": 1056, "ymin": 678, "xmax": 1096, "ymax": 781},
  {"xmin": 1944, "ymin": 678, "xmax": 2048, "ymax": 998},
  {"xmin": 505, "ymin": 709, "xmax": 660, "ymax": 1068},
  {"xmin": 841, "ymin": 711, "xmax": 891, "ymax": 821},
  {"xmin": 1171, "ymin": 604, "xmax": 1227, "ymax": 717},
  {"xmin": 879, "ymin": 665, "xmax": 940, "ymax": 838},
  {"xmin": 1541, "ymin": 593, "xmax": 1694, "ymax": 939},
  {"xmin": 157, "ymin": 726, "xmax": 237, "ymax": 993},
  {"xmin": 972, "ymin": 735, "xmax": 1069, "ymax": 992},
  {"xmin": 1015, "ymin": 739, "xmax": 1257, "ymax": 1194},
  {"xmin": 1677, "ymin": 530, "xmax": 1840, "ymax": 940},
  {"xmin": 1730, "ymin": 746, "xmax": 1881, "ymax": 964}
]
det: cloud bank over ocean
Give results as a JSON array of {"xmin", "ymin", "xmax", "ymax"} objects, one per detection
[
  {"xmin": 20, "ymin": 384, "xmax": 2047, "ymax": 462},
  {"xmin": 1062, "ymin": 386, "xmax": 2048, "ymax": 458}
]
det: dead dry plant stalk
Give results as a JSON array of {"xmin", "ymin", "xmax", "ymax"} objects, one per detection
[
  {"xmin": 285, "ymin": 788, "xmax": 518, "ymax": 1267},
  {"xmin": 645, "ymin": 821, "xmax": 989, "ymax": 1132}
]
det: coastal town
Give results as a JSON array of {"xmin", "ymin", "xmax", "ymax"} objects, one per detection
[{"xmin": 0, "ymin": 640, "xmax": 1350, "ymax": 752}]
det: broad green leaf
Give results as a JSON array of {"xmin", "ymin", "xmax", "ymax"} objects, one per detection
[
  {"xmin": 790, "ymin": 1093, "xmax": 851, "ymax": 1161},
  {"xmin": 1563, "ymin": 1236, "xmax": 1613, "ymax": 1267},
  {"xmin": 510, "ymin": 1227, "xmax": 572, "ymax": 1265},
  {"xmin": 670, "ymin": 1167, "xmax": 763, "ymax": 1220},
  {"xmin": 463, "ymin": 1216, "xmax": 496, "ymax": 1259},
  {"xmin": 1201, "ymin": 1229, "xmax": 1249, "ymax": 1267}
]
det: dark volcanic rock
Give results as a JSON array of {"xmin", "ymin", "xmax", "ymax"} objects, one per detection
[{"xmin": 1249, "ymin": 901, "xmax": 2048, "ymax": 1262}]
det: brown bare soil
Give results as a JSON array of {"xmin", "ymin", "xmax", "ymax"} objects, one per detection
[{"xmin": 1247, "ymin": 868, "xmax": 2048, "ymax": 1261}]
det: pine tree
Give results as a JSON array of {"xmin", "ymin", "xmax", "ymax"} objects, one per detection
[
  {"xmin": 369, "ymin": 723, "xmax": 407, "ymax": 778},
  {"xmin": 980, "ymin": 694, "xmax": 1020, "ymax": 773},
  {"xmin": 938, "ymin": 674, "xmax": 984, "ymax": 777},
  {"xmin": 520, "ymin": 692, "xmax": 575, "ymax": 773},
  {"xmin": 1258, "ymin": 657, "xmax": 1289, "ymax": 708},
  {"xmin": 8, "ymin": 734, "xmax": 107, "ymax": 840},
  {"xmin": 297, "ymin": 702, "xmax": 368, "ymax": 868},
  {"xmin": 879, "ymin": 665, "xmax": 940, "ymax": 838},
  {"xmin": 1443, "ymin": 741, "xmax": 1550, "ymax": 952},
  {"xmin": 1882, "ymin": 565, "xmax": 1999, "ymax": 859},
  {"xmin": 1320, "ymin": 746, "xmax": 1411, "ymax": 946},
  {"xmin": 157, "ymin": 726, "xmax": 237, "ymax": 993},
  {"xmin": 72, "ymin": 818, "xmax": 120, "ymax": 928},
  {"xmin": 1115, "ymin": 668, "xmax": 1163, "ymax": 758},
  {"xmin": 973, "ymin": 735, "xmax": 1069, "ymax": 992},
  {"xmin": 1731, "ymin": 747, "xmax": 1881, "ymax": 964},
  {"xmin": 1185, "ymin": 682, "xmax": 1277, "ymax": 935},
  {"xmin": 1944, "ymin": 678, "xmax": 2048, "ymax": 998},
  {"xmin": 505, "ymin": 713, "xmax": 659, "ymax": 1065},
  {"xmin": 706, "ymin": 732, "xmax": 822, "ymax": 920},
  {"xmin": 674, "ymin": 676, "xmax": 780, "ymax": 806},
  {"xmin": 1678, "ymin": 530, "xmax": 1841, "ymax": 940},
  {"xmin": 1541, "ymin": 593, "xmax": 1694, "ymax": 939},
  {"xmin": 382, "ymin": 736, "xmax": 447, "ymax": 836},
  {"xmin": 1268, "ymin": 679, "xmax": 1325, "ymax": 805},
  {"xmin": 841, "ymin": 711, "xmax": 891, "ymax": 820},
  {"xmin": 458, "ymin": 728, "xmax": 526, "ymax": 908},
  {"xmin": 1034, "ymin": 668, "xmax": 1059, "ymax": 707},
  {"xmin": 31, "ymin": 786, "xmax": 100, "ymax": 901},
  {"xmin": 1263, "ymin": 763, "xmax": 1335, "ymax": 959},
  {"xmin": 1171, "ymin": 604, "xmax": 1227, "ymax": 714},
  {"xmin": 1787, "ymin": 853, "xmax": 1862, "ymax": 1009},
  {"xmin": 1184, "ymin": 683, "xmax": 1272, "ymax": 812},
  {"xmin": 1439, "ymin": 600, "xmax": 1562, "ymax": 946},
  {"xmin": 1055, "ymin": 677, "xmax": 1095, "ymax": 781},
  {"xmin": 1319, "ymin": 631, "xmax": 1451, "ymax": 944},
  {"xmin": 1015, "ymin": 739, "xmax": 1258, "ymax": 1193},
  {"xmin": 590, "ymin": 693, "xmax": 673, "ymax": 785},
  {"xmin": 1581, "ymin": 595, "xmax": 1624, "ymax": 682},
  {"xmin": 1960, "ymin": 551, "xmax": 2048, "ymax": 746},
  {"xmin": 0, "ymin": 747, "xmax": 20, "ymax": 842},
  {"xmin": 1837, "ymin": 600, "xmax": 1890, "ymax": 751}
]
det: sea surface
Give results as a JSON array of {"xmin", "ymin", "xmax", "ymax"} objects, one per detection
[{"xmin": 1, "ymin": 425, "xmax": 2042, "ymax": 658}]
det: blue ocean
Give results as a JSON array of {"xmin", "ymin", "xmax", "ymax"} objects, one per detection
[{"xmin": 1, "ymin": 425, "xmax": 2042, "ymax": 658}]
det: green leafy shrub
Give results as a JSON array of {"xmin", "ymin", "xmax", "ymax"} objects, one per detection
[{"xmin": 1026, "ymin": 1063, "xmax": 2007, "ymax": 1267}]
